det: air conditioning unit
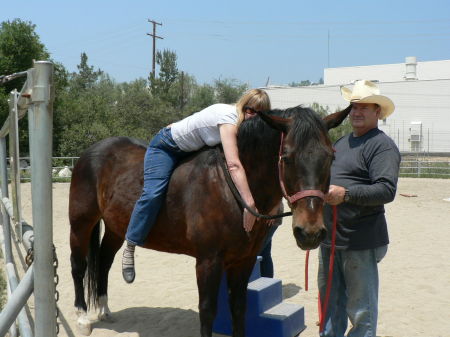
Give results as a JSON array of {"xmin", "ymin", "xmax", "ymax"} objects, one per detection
[
  {"xmin": 410, "ymin": 134, "xmax": 421, "ymax": 142},
  {"xmin": 409, "ymin": 121, "xmax": 422, "ymax": 151}
]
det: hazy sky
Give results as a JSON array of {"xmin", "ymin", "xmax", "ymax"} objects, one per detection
[{"xmin": 2, "ymin": 0, "xmax": 450, "ymax": 87}]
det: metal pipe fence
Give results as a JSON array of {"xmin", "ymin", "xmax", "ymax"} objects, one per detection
[
  {"xmin": 10, "ymin": 156, "xmax": 79, "ymax": 181},
  {"xmin": 400, "ymin": 159, "xmax": 450, "ymax": 178},
  {"xmin": 15, "ymin": 156, "xmax": 450, "ymax": 180},
  {"xmin": 0, "ymin": 61, "xmax": 56, "ymax": 337}
]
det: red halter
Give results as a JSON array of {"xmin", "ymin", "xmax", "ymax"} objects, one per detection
[{"xmin": 278, "ymin": 133, "xmax": 325, "ymax": 204}]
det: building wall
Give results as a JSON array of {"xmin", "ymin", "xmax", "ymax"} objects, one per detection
[
  {"xmin": 324, "ymin": 59, "xmax": 450, "ymax": 85},
  {"xmin": 324, "ymin": 63, "xmax": 403, "ymax": 85},
  {"xmin": 264, "ymin": 79, "xmax": 450, "ymax": 153}
]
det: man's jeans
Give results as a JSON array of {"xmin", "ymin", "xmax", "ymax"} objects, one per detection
[
  {"xmin": 126, "ymin": 127, "xmax": 189, "ymax": 246},
  {"xmin": 318, "ymin": 245, "xmax": 388, "ymax": 337}
]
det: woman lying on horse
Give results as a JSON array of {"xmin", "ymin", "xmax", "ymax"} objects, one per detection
[{"xmin": 122, "ymin": 89, "xmax": 271, "ymax": 283}]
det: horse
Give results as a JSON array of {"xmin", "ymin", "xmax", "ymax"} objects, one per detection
[{"xmin": 69, "ymin": 105, "xmax": 351, "ymax": 336}]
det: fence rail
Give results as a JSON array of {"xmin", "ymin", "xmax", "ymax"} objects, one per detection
[
  {"xmin": 11, "ymin": 156, "xmax": 450, "ymax": 181},
  {"xmin": 400, "ymin": 159, "xmax": 450, "ymax": 178},
  {"xmin": 13, "ymin": 157, "xmax": 78, "ymax": 181}
]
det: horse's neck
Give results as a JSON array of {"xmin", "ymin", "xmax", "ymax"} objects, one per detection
[{"xmin": 240, "ymin": 133, "xmax": 282, "ymax": 212}]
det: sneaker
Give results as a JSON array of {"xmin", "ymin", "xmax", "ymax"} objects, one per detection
[{"xmin": 122, "ymin": 243, "xmax": 136, "ymax": 283}]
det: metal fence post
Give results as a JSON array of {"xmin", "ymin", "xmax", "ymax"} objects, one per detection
[
  {"xmin": 8, "ymin": 90, "xmax": 23, "ymax": 240},
  {"xmin": 0, "ymin": 137, "xmax": 12, "ymax": 263},
  {"xmin": 28, "ymin": 61, "xmax": 56, "ymax": 337}
]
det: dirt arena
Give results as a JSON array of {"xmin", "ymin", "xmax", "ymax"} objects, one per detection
[{"xmin": 15, "ymin": 178, "xmax": 450, "ymax": 337}]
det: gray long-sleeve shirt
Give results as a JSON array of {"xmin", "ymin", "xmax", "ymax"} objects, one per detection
[{"xmin": 322, "ymin": 128, "xmax": 401, "ymax": 250}]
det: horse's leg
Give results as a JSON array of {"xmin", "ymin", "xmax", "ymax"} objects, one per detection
[
  {"xmin": 70, "ymin": 250, "xmax": 88, "ymax": 320},
  {"xmin": 226, "ymin": 258, "xmax": 256, "ymax": 337},
  {"xmin": 70, "ymin": 219, "xmax": 100, "ymax": 336},
  {"xmin": 196, "ymin": 256, "xmax": 223, "ymax": 337},
  {"xmin": 97, "ymin": 227, "xmax": 124, "ymax": 322}
]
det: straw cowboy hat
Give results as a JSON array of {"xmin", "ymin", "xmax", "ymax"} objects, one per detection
[{"xmin": 340, "ymin": 80, "xmax": 395, "ymax": 119}]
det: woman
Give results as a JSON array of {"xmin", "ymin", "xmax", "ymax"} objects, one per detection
[{"xmin": 122, "ymin": 89, "xmax": 271, "ymax": 283}]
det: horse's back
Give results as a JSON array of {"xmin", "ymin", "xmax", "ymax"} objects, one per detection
[
  {"xmin": 69, "ymin": 137, "xmax": 146, "ymax": 230},
  {"xmin": 148, "ymin": 148, "xmax": 245, "ymax": 255}
]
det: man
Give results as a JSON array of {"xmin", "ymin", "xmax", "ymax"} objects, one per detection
[{"xmin": 319, "ymin": 80, "xmax": 401, "ymax": 337}]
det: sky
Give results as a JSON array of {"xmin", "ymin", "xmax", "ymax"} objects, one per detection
[{"xmin": 2, "ymin": 0, "xmax": 450, "ymax": 88}]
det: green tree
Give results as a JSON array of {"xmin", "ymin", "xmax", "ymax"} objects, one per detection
[
  {"xmin": 71, "ymin": 52, "xmax": 103, "ymax": 92},
  {"xmin": 0, "ymin": 19, "xmax": 51, "ymax": 155},
  {"xmin": 289, "ymin": 78, "xmax": 324, "ymax": 87},
  {"xmin": 309, "ymin": 102, "xmax": 352, "ymax": 142},
  {"xmin": 214, "ymin": 78, "xmax": 248, "ymax": 104},
  {"xmin": 0, "ymin": 19, "xmax": 49, "ymax": 93},
  {"xmin": 55, "ymin": 54, "xmax": 112, "ymax": 155},
  {"xmin": 149, "ymin": 49, "xmax": 179, "ymax": 104},
  {"xmin": 114, "ymin": 78, "xmax": 170, "ymax": 141},
  {"xmin": 289, "ymin": 80, "xmax": 311, "ymax": 87},
  {"xmin": 184, "ymin": 84, "xmax": 215, "ymax": 115}
]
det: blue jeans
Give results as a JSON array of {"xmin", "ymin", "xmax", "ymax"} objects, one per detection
[
  {"xmin": 126, "ymin": 127, "xmax": 189, "ymax": 246},
  {"xmin": 259, "ymin": 224, "xmax": 278, "ymax": 278},
  {"xmin": 317, "ymin": 245, "xmax": 387, "ymax": 337},
  {"xmin": 259, "ymin": 203, "xmax": 284, "ymax": 278}
]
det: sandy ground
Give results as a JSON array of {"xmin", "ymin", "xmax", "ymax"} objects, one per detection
[{"xmin": 11, "ymin": 178, "xmax": 450, "ymax": 337}]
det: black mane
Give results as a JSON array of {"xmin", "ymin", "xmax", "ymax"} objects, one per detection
[{"xmin": 238, "ymin": 105, "xmax": 330, "ymax": 156}]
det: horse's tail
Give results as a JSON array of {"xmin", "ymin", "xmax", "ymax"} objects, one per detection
[{"xmin": 86, "ymin": 220, "xmax": 101, "ymax": 309}]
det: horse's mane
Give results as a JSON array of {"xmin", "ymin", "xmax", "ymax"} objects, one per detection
[
  {"xmin": 191, "ymin": 105, "xmax": 330, "ymax": 167},
  {"xmin": 238, "ymin": 105, "xmax": 329, "ymax": 154}
]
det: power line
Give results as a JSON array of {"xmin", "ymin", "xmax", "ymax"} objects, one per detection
[{"xmin": 147, "ymin": 19, "xmax": 163, "ymax": 76}]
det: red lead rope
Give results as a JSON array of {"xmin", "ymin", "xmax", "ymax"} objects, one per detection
[{"xmin": 304, "ymin": 204, "xmax": 338, "ymax": 334}]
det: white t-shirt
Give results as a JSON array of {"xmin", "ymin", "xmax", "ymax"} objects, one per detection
[{"xmin": 170, "ymin": 103, "xmax": 238, "ymax": 151}]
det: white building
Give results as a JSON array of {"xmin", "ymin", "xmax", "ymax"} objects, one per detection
[{"xmin": 264, "ymin": 57, "xmax": 450, "ymax": 153}]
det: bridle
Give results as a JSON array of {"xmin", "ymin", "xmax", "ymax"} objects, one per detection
[{"xmin": 277, "ymin": 132, "xmax": 325, "ymax": 206}]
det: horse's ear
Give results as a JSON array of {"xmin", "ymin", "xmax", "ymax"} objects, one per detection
[
  {"xmin": 257, "ymin": 110, "xmax": 291, "ymax": 133},
  {"xmin": 322, "ymin": 104, "xmax": 352, "ymax": 130}
]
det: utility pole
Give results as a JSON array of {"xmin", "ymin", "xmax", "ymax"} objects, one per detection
[{"xmin": 147, "ymin": 19, "xmax": 163, "ymax": 76}]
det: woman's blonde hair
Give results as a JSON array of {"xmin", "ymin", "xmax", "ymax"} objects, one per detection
[{"xmin": 236, "ymin": 89, "xmax": 271, "ymax": 126}]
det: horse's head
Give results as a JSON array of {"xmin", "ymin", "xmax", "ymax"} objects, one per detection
[{"xmin": 258, "ymin": 105, "xmax": 351, "ymax": 250}]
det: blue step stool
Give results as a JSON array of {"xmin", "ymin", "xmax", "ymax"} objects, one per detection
[{"xmin": 213, "ymin": 257, "xmax": 305, "ymax": 337}]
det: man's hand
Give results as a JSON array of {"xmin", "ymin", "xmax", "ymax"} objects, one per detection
[{"xmin": 325, "ymin": 185, "xmax": 346, "ymax": 205}]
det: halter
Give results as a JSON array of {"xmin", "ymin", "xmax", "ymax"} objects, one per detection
[{"xmin": 278, "ymin": 132, "xmax": 325, "ymax": 205}]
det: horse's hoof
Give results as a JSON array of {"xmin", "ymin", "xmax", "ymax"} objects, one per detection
[
  {"xmin": 75, "ymin": 308, "xmax": 86, "ymax": 317},
  {"xmin": 99, "ymin": 312, "xmax": 116, "ymax": 323},
  {"xmin": 77, "ymin": 316, "xmax": 92, "ymax": 336}
]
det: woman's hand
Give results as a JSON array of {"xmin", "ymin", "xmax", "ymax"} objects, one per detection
[
  {"xmin": 219, "ymin": 124, "xmax": 258, "ymax": 232},
  {"xmin": 243, "ymin": 205, "xmax": 258, "ymax": 232}
]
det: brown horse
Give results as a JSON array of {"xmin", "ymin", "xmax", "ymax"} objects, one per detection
[{"xmin": 69, "ymin": 105, "xmax": 350, "ymax": 336}]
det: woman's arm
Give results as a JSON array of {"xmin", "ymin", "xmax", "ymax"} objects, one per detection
[{"xmin": 219, "ymin": 123, "xmax": 257, "ymax": 232}]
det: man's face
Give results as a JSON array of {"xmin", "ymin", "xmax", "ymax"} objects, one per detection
[{"xmin": 349, "ymin": 103, "xmax": 380, "ymax": 136}]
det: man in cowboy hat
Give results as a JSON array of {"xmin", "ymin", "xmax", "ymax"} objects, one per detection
[{"xmin": 318, "ymin": 80, "xmax": 401, "ymax": 337}]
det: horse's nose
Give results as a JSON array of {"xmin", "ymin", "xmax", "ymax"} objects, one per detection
[{"xmin": 293, "ymin": 226, "xmax": 326, "ymax": 250}]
